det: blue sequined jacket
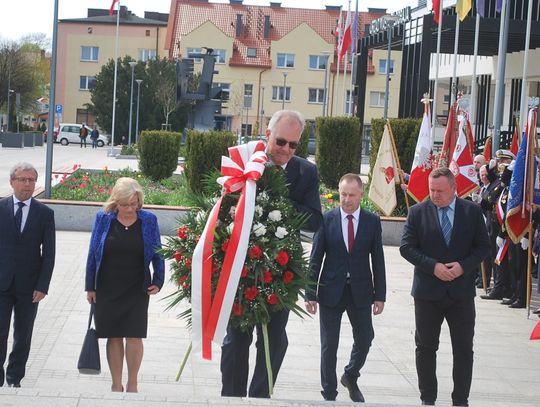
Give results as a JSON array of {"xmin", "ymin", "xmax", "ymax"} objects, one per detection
[{"xmin": 85, "ymin": 209, "xmax": 165, "ymax": 291}]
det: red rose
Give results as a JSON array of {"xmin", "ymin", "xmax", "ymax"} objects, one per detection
[
  {"xmin": 185, "ymin": 257, "xmax": 192, "ymax": 268},
  {"xmin": 178, "ymin": 227, "xmax": 189, "ymax": 239},
  {"xmin": 283, "ymin": 270, "xmax": 294, "ymax": 284},
  {"xmin": 178, "ymin": 275, "xmax": 189, "ymax": 288},
  {"xmin": 244, "ymin": 286, "xmax": 259, "ymax": 301},
  {"xmin": 249, "ymin": 245, "xmax": 263, "ymax": 259},
  {"xmin": 263, "ymin": 271, "xmax": 273, "ymax": 283},
  {"xmin": 221, "ymin": 240, "xmax": 229, "ymax": 252},
  {"xmin": 232, "ymin": 302, "xmax": 244, "ymax": 316},
  {"xmin": 267, "ymin": 293, "xmax": 278, "ymax": 305},
  {"xmin": 241, "ymin": 265, "xmax": 249, "ymax": 278},
  {"xmin": 275, "ymin": 250, "xmax": 289, "ymax": 266},
  {"xmin": 174, "ymin": 250, "xmax": 183, "ymax": 262}
]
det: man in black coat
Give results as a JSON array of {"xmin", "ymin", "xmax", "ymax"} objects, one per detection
[
  {"xmin": 400, "ymin": 167, "xmax": 489, "ymax": 406},
  {"xmin": 307, "ymin": 173, "xmax": 386, "ymax": 402},
  {"xmin": 0, "ymin": 163, "xmax": 56, "ymax": 387},
  {"xmin": 220, "ymin": 110, "xmax": 322, "ymax": 398}
]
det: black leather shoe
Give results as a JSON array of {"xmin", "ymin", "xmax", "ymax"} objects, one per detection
[
  {"xmin": 421, "ymin": 401, "xmax": 435, "ymax": 406},
  {"xmin": 453, "ymin": 402, "xmax": 469, "ymax": 406},
  {"xmin": 500, "ymin": 298, "xmax": 516, "ymax": 305},
  {"xmin": 8, "ymin": 383, "xmax": 20, "ymax": 388},
  {"xmin": 532, "ymin": 308, "xmax": 540, "ymax": 315},
  {"xmin": 480, "ymin": 292, "xmax": 503, "ymax": 300},
  {"xmin": 340, "ymin": 374, "xmax": 364, "ymax": 402},
  {"xmin": 508, "ymin": 301, "xmax": 526, "ymax": 309}
]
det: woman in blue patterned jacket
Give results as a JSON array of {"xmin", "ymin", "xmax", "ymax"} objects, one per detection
[{"xmin": 85, "ymin": 177, "xmax": 164, "ymax": 393}]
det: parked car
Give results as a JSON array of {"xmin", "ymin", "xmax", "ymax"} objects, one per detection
[{"xmin": 45, "ymin": 123, "xmax": 108, "ymax": 147}]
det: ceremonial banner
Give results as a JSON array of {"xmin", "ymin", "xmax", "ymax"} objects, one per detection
[
  {"xmin": 369, "ymin": 123, "xmax": 398, "ymax": 216},
  {"xmin": 408, "ymin": 108, "xmax": 433, "ymax": 202},
  {"xmin": 449, "ymin": 112, "xmax": 478, "ymax": 197}
]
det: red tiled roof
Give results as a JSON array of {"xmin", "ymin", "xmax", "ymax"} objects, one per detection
[{"xmin": 167, "ymin": 0, "xmax": 385, "ymax": 68}]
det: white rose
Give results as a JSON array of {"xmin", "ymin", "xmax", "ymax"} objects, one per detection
[
  {"xmin": 268, "ymin": 210, "xmax": 282, "ymax": 222},
  {"xmin": 255, "ymin": 205, "xmax": 263, "ymax": 216},
  {"xmin": 259, "ymin": 191, "xmax": 269, "ymax": 201},
  {"xmin": 229, "ymin": 206, "xmax": 236, "ymax": 218},
  {"xmin": 275, "ymin": 226, "xmax": 288, "ymax": 239},
  {"xmin": 253, "ymin": 223, "xmax": 267, "ymax": 237}
]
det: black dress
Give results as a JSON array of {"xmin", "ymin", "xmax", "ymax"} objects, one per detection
[{"xmin": 95, "ymin": 219, "xmax": 149, "ymax": 338}]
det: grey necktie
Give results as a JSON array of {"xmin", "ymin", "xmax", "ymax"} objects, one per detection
[{"xmin": 440, "ymin": 206, "xmax": 452, "ymax": 245}]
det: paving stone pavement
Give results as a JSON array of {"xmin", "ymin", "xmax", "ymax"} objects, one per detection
[{"xmin": 1, "ymin": 145, "xmax": 540, "ymax": 406}]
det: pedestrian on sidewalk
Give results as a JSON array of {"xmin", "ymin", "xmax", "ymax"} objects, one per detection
[
  {"xmin": 400, "ymin": 167, "xmax": 489, "ymax": 407},
  {"xmin": 306, "ymin": 173, "xmax": 386, "ymax": 402},
  {"xmin": 90, "ymin": 125, "xmax": 99, "ymax": 149},
  {"xmin": 79, "ymin": 124, "xmax": 88, "ymax": 148},
  {"xmin": 85, "ymin": 177, "xmax": 164, "ymax": 393},
  {"xmin": 0, "ymin": 162, "xmax": 56, "ymax": 388}
]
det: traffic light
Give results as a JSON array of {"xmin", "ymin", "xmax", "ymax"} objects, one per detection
[{"xmin": 176, "ymin": 58, "xmax": 194, "ymax": 100}]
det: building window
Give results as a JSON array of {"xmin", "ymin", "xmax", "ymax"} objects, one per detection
[
  {"xmin": 247, "ymin": 48, "xmax": 257, "ymax": 58},
  {"xmin": 378, "ymin": 59, "xmax": 394, "ymax": 74},
  {"xmin": 272, "ymin": 86, "xmax": 291, "ymax": 102},
  {"xmin": 187, "ymin": 47, "xmax": 202, "ymax": 63},
  {"xmin": 214, "ymin": 83, "xmax": 231, "ymax": 100},
  {"xmin": 138, "ymin": 49, "xmax": 157, "ymax": 62},
  {"xmin": 443, "ymin": 94, "xmax": 450, "ymax": 103},
  {"xmin": 81, "ymin": 46, "xmax": 99, "ymax": 62},
  {"xmin": 345, "ymin": 90, "xmax": 353, "ymax": 115},
  {"xmin": 308, "ymin": 88, "xmax": 325, "ymax": 104},
  {"xmin": 309, "ymin": 55, "xmax": 327, "ymax": 70},
  {"xmin": 145, "ymin": 30, "xmax": 151, "ymax": 36},
  {"xmin": 277, "ymin": 53, "xmax": 295, "ymax": 68},
  {"xmin": 244, "ymin": 84, "xmax": 253, "ymax": 108},
  {"xmin": 214, "ymin": 49, "xmax": 226, "ymax": 64},
  {"xmin": 79, "ymin": 76, "xmax": 96, "ymax": 90},
  {"xmin": 369, "ymin": 91, "xmax": 385, "ymax": 107}
]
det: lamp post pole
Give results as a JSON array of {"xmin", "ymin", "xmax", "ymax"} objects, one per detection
[
  {"xmin": 135, "ymin": 79, "xmax": 143, "ymax": 143},
  {"xmin": 6, "ymin": 69, "xmax": 12, "ymax": 132},
  {"xmin": 128, "ymin": 61, "xmax": 137, "ymax": 146},
  {"xmin": 383, "ymin": 20, "xmax": 393, "ymax": 121},
  {"xmin": 282, "ymin": 72, "xmax": 288, "ymax": 110},
  {"xmin": 322, "ymin": 52, "xmax": 331, "ymax": 117}
]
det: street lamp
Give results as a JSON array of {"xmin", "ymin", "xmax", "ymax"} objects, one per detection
[
  {"xmin": 321, "ymin": 52, "xmax": 331, "ymax": 117},
  {"xmin": 6, "ymin": 89, "xmax": 14, "ymax": 132},
  {"xmin": 282, "ymin": 72, "xmax": 288, "ymax": 110},
  {"xmin": 135, "ymin": 79, "xmax": 143, "ymax": 143},
  {"xmin": 383, "ymin": 15, "xmax": 399, "ymax": 121},
  {"xmin": 128, "ymin": 61, "xmax": 137, "ymax": 145}
]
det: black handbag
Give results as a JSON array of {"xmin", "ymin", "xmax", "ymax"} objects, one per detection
[{"xmin": 77, "ymin": 303, "xmax": 101, "ymax": 374}]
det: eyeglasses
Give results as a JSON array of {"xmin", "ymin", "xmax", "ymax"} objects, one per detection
[
  {"xmin": 13, "ymin": 177, "xmax": 37, "ymax": 184},
  {"xmin": 275, "ymin": 137, "xmax": 299, "ymax": 150}
]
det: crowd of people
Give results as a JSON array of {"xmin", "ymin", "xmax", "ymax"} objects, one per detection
[{"xmin": 1, "ymin": 110, "xmax": 534, "ymax": 407}]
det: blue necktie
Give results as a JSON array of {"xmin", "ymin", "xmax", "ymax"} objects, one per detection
[
  {"xmin": 440, "ymin": 206, "xmax": 452, "ymax": 245},
  {"xmin": 14, "ymin": 201, "xmax": 25, "ymax": 233}
]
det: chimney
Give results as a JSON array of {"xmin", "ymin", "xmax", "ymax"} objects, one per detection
[
  {"xmin": 230, "ymin": 0, "xmax": 243, "ymax": 4},
  {"xmin": 269, "ymin": 2, "xmax": 281, "ymax": 8}
]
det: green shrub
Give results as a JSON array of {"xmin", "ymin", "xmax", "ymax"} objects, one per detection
[
  {"xmin": 120, "ymin": 143, "xmax": 138, "ymax": 156},
  {"xmin": 184, "ymin": 130, "xmax": 237, "ymax": 192},
  {"xmin": 295, "ymin": 121, "xmax": 311, "ymax": 158},
  {"xmin": 138, "ymin": 130, "xmax": 181, "ymax": 181},
  {"xmin": 316, "ymin": 116, "xmax": 361, "ymax": 189}
]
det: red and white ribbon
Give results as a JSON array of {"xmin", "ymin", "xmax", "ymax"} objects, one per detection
[{"xmin": 191, "ymin": 140, "xmax": 267, "ymax": 359}]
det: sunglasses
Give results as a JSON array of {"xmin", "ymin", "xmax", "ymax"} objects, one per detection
[{"xmin": 275, "ymin": 137, "xmax": 299, "ymax": 150}]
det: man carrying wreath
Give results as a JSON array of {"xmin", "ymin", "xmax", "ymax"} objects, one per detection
[{"xmin": 220, "ymin": 110, "xmax": 323, "ymax": 398}]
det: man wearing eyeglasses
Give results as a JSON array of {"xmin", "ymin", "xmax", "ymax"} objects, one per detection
[
  {"xmin": 220, "ymin": 110, "xmax": 322, "ymax": 398},
  {"xmin": 0, "ymin": 162, "xmax": 56, "ymax": 388}
]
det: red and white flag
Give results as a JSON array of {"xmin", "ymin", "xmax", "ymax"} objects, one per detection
[
  {"xmin": 449, "ymin": 112, "xmax": 478, "ymax": 197},
  {"xmin": 408, "ymin": 107, "xmax": 433, "ymax": 203},
  {"xmin": 109, "ymin": 0, "xmax": 119, "ymax": 16},
  {"xmin": 338, "ymin": 7, "xmax": 352, "ymax": 60}
]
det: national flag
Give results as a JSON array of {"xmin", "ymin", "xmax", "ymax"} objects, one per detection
[
  {"xmin": 476, "ymin": 0, "xmax": 485, "ymax": 17},
  {"xmin": 408, "ymin": 107, "xmax": 433, "ymax": 202},
  {"xmin": 338, "ymin": 7, "xmax": 352, "ymax": 60},
  {"xmin": 335, "ymin": 9, "xmax": 343, "ymax": 39},
  {"xmin": 368, "ymin": 123, "xmax": 399, "ymax": 215},
  {"xmin": 510, "ymin": 125, "xmax": 519, "ymax": 156},
  {"xmin": 109, "ymin": 0, "xmax": 119, "ymax": 16},
  {"xmin": 438, "ymin": 100, "xmax": 458, "ymax": 168},
  {"xmin": 484, "ymin": 136, "xmax": 492, "ymax": 160},
  {"xmin": 456, "ymin": 0, "xmax": 472, "ymax": 21},
  {"xmin": 494, "ymin": 237, "xmax": 509, "ymax": 265},
  {"xmin": 505, "ymin": 109, "xmax": 537, "ymax": 243},
  {"xmin": 433, "ymin": 0, "xmax": 441, "ymax": 24},
  {"xmin": 449, "ymin": 112, "xmax": 478, "ymax": 198},
  {"xmin": 496, "ymin": 0, "xmax": 503, "ymax": 13}
]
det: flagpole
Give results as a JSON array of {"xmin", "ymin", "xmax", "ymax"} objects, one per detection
[
  {"xmin": 342, "ymin": 51, "xmax": 348, "ymax": 115},
  {"xmin": 450, "ymin": 16, "xmax": 460, "ymax": 105},
  {"xmin": 110, "ymin": 0, "xmax": 120, "ymax": 153},
  {"xmin": 526, "ymin": 108, "xmax": 537, "ymax": 315},
  {"xmin": 334, "ymin": 7, "xmax": 343, "ymax": 117},
  {"xmin": 519, "ymin": 0, "xmax": 534, "ymax": 133},
  {"xmin": 348, "ymin": 0, "xmax": 359, "ymax": 117},
  {"xmin": 431, "ymin": 1, "xmax": 444, "ymax": 141},
  {"xmin": 470, "ymin": 11, "xmax": 480, "ymax": 128},
  {"xmin": 387, "ymin": 119, "xmax": 410, "ymax": 210}
]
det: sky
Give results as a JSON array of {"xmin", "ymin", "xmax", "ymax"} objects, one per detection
[{"xmin": 1, "ymin": 0, "xmax": 419, "ymax": 42}]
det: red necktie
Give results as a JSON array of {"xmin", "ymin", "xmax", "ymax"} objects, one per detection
[{"xmin": 347, "ymin": 214, "xmax": 354, "ymax": 253}]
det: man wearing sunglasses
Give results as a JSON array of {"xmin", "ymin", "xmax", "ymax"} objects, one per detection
[
  {"xmin": 221, "ymin": 110, "xmax": 322, "ymax": 398},
  {"xmin": 0, "ymin": 163, "xmax": 56, "ymax": 388}
]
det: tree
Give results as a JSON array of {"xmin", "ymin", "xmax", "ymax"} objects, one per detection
[{"xmin": 147, "ymin": 58, "xmax": 178, "ymax": 126}]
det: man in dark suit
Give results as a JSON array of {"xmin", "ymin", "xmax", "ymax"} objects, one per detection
[
  {"xmin": 220, "ymin": 110, "xmax": 322, "ymax": 398},
  {"xmin": 0, "ymin": 163, "xmax": 56, "ymax": 387},
  {"xmin": 400, "ymin": 167, "xmax": 489, "ymax": 407},
  {"xmin": 306, "ymin": 173, "xmax": 386, "ymax": 402}
]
